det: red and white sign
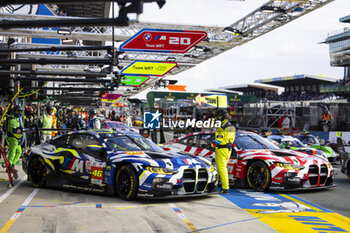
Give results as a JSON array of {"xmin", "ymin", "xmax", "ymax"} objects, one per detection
[{"xmin": 119, "ymin": 29, "xmax": 207, "ymax": 53}]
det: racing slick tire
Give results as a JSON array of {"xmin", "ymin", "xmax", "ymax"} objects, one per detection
[
  {"xmin": 116, "ymin": 164, "xmax": 139, "ymax": 201},
  {"xmin": 28, "ymin": 156, "xmax": 46, "ymax": 188},
  {"xmin": 246, "ymin": 160, "xmax": 271, "ymax": 192}
]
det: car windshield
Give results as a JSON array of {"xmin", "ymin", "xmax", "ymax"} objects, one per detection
[
  {"xmin": 234, "ymin": 134, "xmax": 280, "ymax": 150},
  {"xmin": 132, "ymin": 135, "xmax": 163, "ymax": 152},
  {"xmin": 297, "ymin": 135, "xmax": 320, "ymax": 145},
  {"xmin": 102, "ymin": 134, "xmax": 163, "ymax": 152},
  {"xmin": 282, "ymin": 138, "xmax": 305, "ymax": 147}
]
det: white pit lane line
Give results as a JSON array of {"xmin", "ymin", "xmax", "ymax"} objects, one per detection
[
  {"xmin": 0, "ymin": 175, "xmax": 27, "ymax": 204},
  {"xmin": 0, "ymin": 188, "xmax": 39, "ymax": 233}
]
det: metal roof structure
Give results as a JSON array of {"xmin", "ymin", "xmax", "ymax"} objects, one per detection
[
  {"xmin": 217, "ymin": 84, "xmax": 279, "ymax": 93},
  {"xmin": 254, "ymin": 74, "xmax": 337, "ymax": 87},
  {"xmin": 0, "ymin": 0, "xmax": 335, "ymax": 105},
  {"xmin": 55, "ymin": 2, "xmax": 110, "ymax": 18},
  {"xmin": 204, "ymin": 88, "xmax": 241, "ymax": 95}
]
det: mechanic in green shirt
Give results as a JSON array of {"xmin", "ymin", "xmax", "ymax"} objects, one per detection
[{"xmin": 7, "ymin": 105, "xmax": 24, "ymax": 170}]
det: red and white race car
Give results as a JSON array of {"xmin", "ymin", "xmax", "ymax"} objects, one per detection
[{"xmin": 164, "ymin": 130, "xmax": 336, "ymax": 191}]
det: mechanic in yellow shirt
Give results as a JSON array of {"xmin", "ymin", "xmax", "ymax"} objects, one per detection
[{"xmin": 211, "ymin": 109, "xmax": 236, "ymax": 194}]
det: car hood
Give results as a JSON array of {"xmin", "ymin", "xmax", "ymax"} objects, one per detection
[
  {"xmin": 109, "ymin": 150, "xmax": 211, "ymax": 168},
  {"xmin": 240, "ymin": 148, "xmax": 329, "ymax": 166},
  {"xmin": 310, "ymin": 145, "xmax": 337, "ymax": 156},
  {"xmin": 269, "ymin": 149, "xmax": 329, "ymax": 165}
]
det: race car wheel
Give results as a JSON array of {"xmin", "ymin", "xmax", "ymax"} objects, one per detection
[
  {"xmin": 28, "ymin": 156, "xmax": 46, "ymax": 188},
  {"xmin": 116, "ymin": 164, "xmax": 139, "ymax": 201},
  {"xmin": 246, "ymin": 161, "xmax": 271, "ymax": 192}
]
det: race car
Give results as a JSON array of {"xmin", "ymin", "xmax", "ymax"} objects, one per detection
[
  {"xmin": 164, "ymin": 131, "xmax": 335, "ymax": 191},
  {"xmin": 22, "ymin": 129, "xmax": 217, "ymax": 200},
  {"xmin": 100, "ymin": 120, "xmax": 138, "ymax": 133},
  {"xmin": 296, "ymin": 134, "xmax": 339, "ymax": 163},
  {"xmin": 267, "ymin": 135, "xmax": 331, "ymax": 161}
]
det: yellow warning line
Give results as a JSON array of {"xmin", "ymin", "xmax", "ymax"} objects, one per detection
[{"xmin": 0, "ymin": 220, "xmax": 15, "ymax": 233}]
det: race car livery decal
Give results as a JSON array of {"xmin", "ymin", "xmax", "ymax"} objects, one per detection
[
  {"xmin": 91, "ymin": 165, "xmax": 103, "ymax": 185},
  {"xmin": 62, "ymin": 157, "xmax": 84, "ymax": 173}
]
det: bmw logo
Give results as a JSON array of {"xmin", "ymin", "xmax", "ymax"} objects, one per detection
[{"xmin": 143, "ymin": 33, "xmax": 152, "ymax": 42}]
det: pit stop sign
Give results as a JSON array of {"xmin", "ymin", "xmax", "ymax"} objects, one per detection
[{"xmin": 119, "ymin": 28, "xmax": 208, "ymax": 53}]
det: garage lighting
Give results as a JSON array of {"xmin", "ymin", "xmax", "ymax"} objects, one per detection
[
  {"xmin": 57, "ymin": 28, "xmax": 71, "ymax": 35},
  {"xmin": 166, "ymin": 56, "xmax": 176, "ymax": 62},
  {"xmin": 194, "ymin": 46, "xmax": 204, "ymax": 52},
  {"xmin": 260, "ymin": 6, "xmax": 286, "ymax": 13},
  {"xmin": 62, "ymin": 38, "xmax": 73, "ymax": 44},
  {"xmin": 223, "ymin": 27, "xmax": 244, "ymax": 36},
  {"xmin": 194, "ymin": 46, "xmax": 211, "ymax": 52}
]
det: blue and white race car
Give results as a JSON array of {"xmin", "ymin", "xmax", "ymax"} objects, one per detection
[{"xmin": 22, "ymin": 129, "xmax": 217, "ymax": 200}]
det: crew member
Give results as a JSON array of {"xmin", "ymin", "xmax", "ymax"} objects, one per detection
[
  {"xmin": 7, "ymin": 105, "xmax": 24, "ymax": 170},
  {"xmin": 211, "ymin": 109, "xmax": 236, "ymax": 194},
  {"xmin": 51, "ymin": 107, "xmax": 58, "ymax": 137},
  {"xmin": 88, "ymin": 108, "xmax": 101, "ymax": 129},
  {"xmin": 321, "ymin": 110, "xmax": 332, "ymax": 131},
  {"xmin": 41, "ymin": 105, "xmax": 54, "ymax": 143},
  {"xmin": 282, "ymin": 114, "xmax": 290, "ymax": 131},
  {"xmin": 109, "ymin": 110, "xmax": 118, "ymax": 121},
  {"xmin": 24, "ymin": 106, "xmax": 35, "ymax": 146}
]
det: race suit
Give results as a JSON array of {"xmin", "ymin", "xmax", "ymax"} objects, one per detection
[
  {"xmin": 212, "ymin": 119, "xmax": 236, "ymax": 190},
  {"xmin": 7, "ymin": 116, "xmax": 23, "ymax": 166}
]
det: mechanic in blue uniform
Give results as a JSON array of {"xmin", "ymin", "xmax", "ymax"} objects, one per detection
[
  {"xmin": 88, "ymin": 108, "xmax": 101, "ymax": 129},
  {"xmin": 211, "ymin": 109, "xmax": 236, "ymax": 194},
  {"xmin": 7, "ymin": 105, "xmax": 24, "ymax": 171}
]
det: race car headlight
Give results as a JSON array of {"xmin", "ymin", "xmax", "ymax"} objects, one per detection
[
  {"xmin": 209, "ymin": 165, "xmax": 215, "ymax": 173},
  {"xmin": 275, "ymin": 162, "xmax": 304, "ymax": 170},
  {"xmin": 143, "ymin": 166, "xmax": 178, "ymax": 175}
]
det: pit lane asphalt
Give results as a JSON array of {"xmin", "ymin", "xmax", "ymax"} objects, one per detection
[
  {"xmin": 0, "ymin": 165, "xmax": 276, "ymax": 233},
  {"xmin": 0, "ymin": 163, "xmax": 349, "ymax": 233},
  {"xmin": 286, "ymin": 165, "xmax": 350, "ymax": 218}
]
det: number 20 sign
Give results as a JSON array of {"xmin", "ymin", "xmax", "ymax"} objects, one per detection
[{"xmin": 119, "ymin": 28, "xmax": 207, "ymax": 53}]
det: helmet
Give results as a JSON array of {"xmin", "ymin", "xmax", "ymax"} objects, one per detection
[
  {"xmin": 14, "ymin": 105, "xmax": 23, "ymax": 115},
  {"xmin": 89, "ymin": 108, "xmax": 98, "ymax": 116},
  {"xmin": 46, "ymin": 105, "xmax": 54, "ymax": 113},
  {"xmin": 25, "ymin": 106, "xmax": 34, "ymax": 115},
  {"xmin": 215, "ymin": 109, "xmax": 229, "ymax": 121}
]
